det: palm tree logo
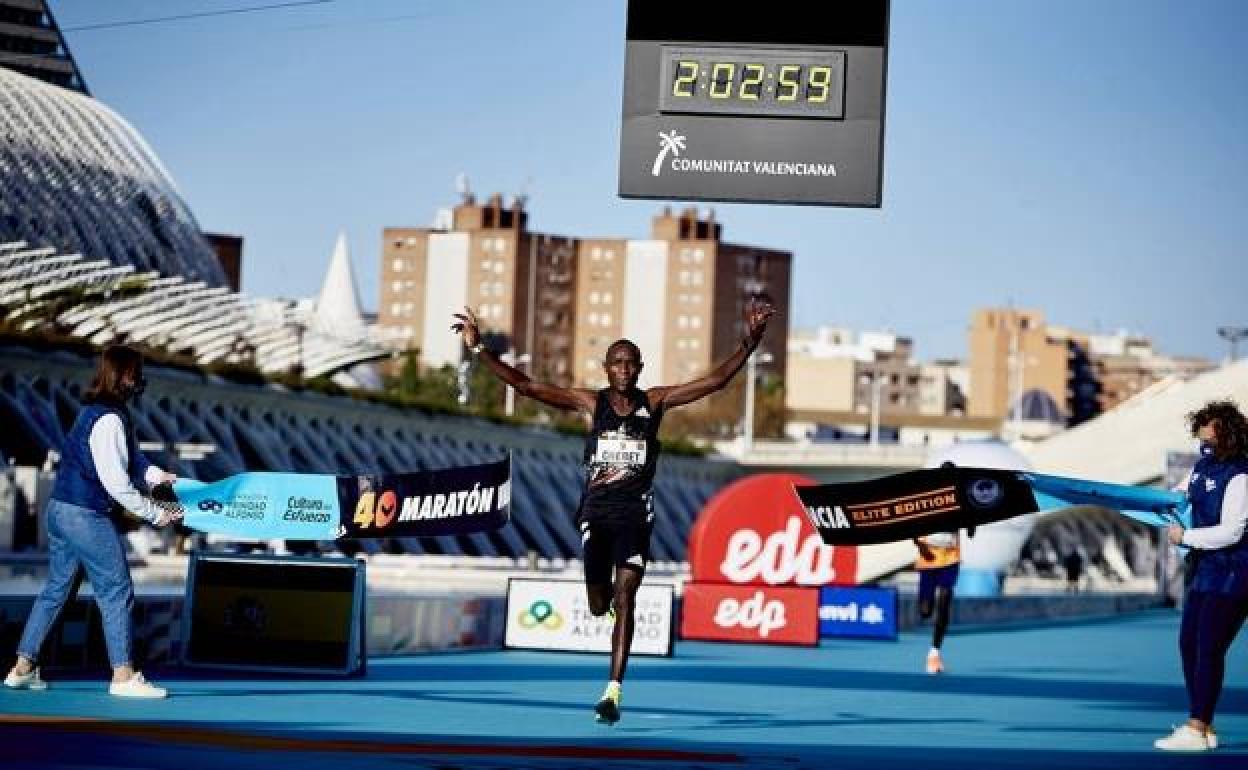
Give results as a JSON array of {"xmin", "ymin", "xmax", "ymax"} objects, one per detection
[{"xmin": 651, "ymin": 130, "xmax": 687, "ymax": 177}]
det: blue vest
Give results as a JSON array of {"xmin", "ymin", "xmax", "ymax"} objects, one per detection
[
  {"xmin": 1187, "ymin": 450, "xmax": 1248, "ymax": 596},
  {"xmin": 51, "ymin": 403, "xmax": 152, "ymax": 514}
]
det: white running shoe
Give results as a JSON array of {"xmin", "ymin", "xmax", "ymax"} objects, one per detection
[
  {"xmin": 4, "ymin": 666, "xmax": 48, "ymax": 691},
  {"xmin": 108, "ymin": 672, "xmax": 168, "ymax": 699},
  {"xmin": 1206, "ymin": 727, "xmax": 1218, "ymax": 749},
  {"xmin": 1154, "ymin": 724, "xmax": 1210, "ymax": 752}
]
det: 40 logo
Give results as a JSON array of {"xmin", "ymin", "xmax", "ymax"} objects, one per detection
[
  {"xmin": 353, "ymin": 490, "xmax": 398, "ymax": 530},
  {"xmin": 518, "ymin": 599, "xmax": 563, "ymax": 631}
]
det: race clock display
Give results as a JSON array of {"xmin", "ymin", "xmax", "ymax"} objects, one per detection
[
  {"xmin": 619, "ymin": 1, "xmax": 889, "ymax": 207},
  {"xmin": 660, "ymin": 47, "xmax": 846, "ymax": 119}
]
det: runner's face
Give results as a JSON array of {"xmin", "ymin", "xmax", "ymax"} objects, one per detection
[{"xmin": 603, "ymin": 346, "xmax": 642, "ymax": 391}]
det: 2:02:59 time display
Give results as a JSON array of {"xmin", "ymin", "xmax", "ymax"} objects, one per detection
[{"xmin": 658, "ymin": 48, "xmax": 845, "ymax": 119}]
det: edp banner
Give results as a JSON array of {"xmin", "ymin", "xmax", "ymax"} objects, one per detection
[
  {"xmin": 818, "ymin": 585, "xmax": 898, "ymax": 640},
  {"xmin": 504, "ymin": 578, "xmax": 674, "ymax": 657},
  {"xmin": 680, "ymin": 582, "xmax": 819, "ymax": 646}
]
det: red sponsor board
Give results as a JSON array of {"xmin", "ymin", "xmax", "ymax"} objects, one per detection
[
  {"xmin": 680, "ymin": 583, "xmax": 819, "ymax": 646},
  {"xmin": 687, "ymin": 473, "xmax": 858, "ymax": 586}
]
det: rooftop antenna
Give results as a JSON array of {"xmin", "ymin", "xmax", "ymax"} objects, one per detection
[
  {"xmin": 455, "ymin": 172, "xmax": 472, "ymax": 203},
  {"xmin": 513, "ymin": 175, "xmax": 533, "ymax": 209}
]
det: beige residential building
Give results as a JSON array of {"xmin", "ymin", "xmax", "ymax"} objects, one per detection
[
  {"xmin": 1089, "ymin": 332, "xmax": 1215, "ymax": 411},
  {"xmin": 786, "ymin": 328, "xmax": 936, "ymax": 417},
  {"xmin": 380, "ymin": 194, "xmax": 578, "ymax": 384},
  {"xmin": 380, "ymin": 199, "xmax": 791, "ymax": 390},
  {"xmin": 968, "ymin": 308, "xmax": 1082, "ymax": 420},
  {"xmin": 919, "ymin": 360, "xmax": 968, "ymax": 417}
]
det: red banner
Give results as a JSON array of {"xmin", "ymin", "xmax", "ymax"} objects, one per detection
[
  {"xmin": 687, "ymin": 473, "xmax": 858, "ymax": 586},
  {"xmin": 680, "ymin": 583, "xmax": 819, "ymax": 646}
]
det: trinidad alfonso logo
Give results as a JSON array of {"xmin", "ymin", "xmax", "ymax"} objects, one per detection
[
  {"xmin": 652, "ymin": 130, "xmax": 686, "ymax": 176},
  {"xmin": 650, "ymin": 128, "xmax": 837, "ymax": 179},
  {"xmin": 518, "ymin": 599, "xmax": 564, "ymax": 630}
]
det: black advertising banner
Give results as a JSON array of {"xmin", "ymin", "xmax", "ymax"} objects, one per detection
[
  {"xmin": 337, "ymin": 456, "xmax": 512, "ymax": 539},
  {"xmin": 793, "ymin": 467, "xmax": 1040, "ymax": 545}
]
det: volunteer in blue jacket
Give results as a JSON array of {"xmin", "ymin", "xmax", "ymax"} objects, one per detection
[
  {"xmin": 4, "ymin": 345, "xmax": 183, "ymax": 698},
  {"xmin": 1154, "ymin": 399, "xmax": 1248, "ymax": 752}
]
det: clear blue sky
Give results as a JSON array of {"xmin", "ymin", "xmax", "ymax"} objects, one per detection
[{"xmin": 50, "ymin": 0, "xmax": 1247, "ymax": 362}]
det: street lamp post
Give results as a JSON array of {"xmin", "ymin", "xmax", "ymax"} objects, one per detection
[
  {"xmin": 501, "ymin": 350, "xmax": 531, "ymax": 417},
  {"xmin": 869, "ymin": 372, "xmax": 883, "ymax": 448},
  {"xmin": 1217, "ymin": 326, "xmax": 1248, "ymax": 363},
  {"xmin": 743, "ymin": 350, "xmax": 773, "ymax": 454}
]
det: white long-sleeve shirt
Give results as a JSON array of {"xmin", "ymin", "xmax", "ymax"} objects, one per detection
[
  {"xmin": 1182, "ymin": 473, "xmax": 1248, "ymax": 550},
  {"xmin": 88, "ymin": 413, "xmax": 166, "ymax": 524}
]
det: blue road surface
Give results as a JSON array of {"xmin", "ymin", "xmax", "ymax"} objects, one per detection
[{"xmin": 3, "ymin": 610, "xmax": 1246, "ymax": 769}]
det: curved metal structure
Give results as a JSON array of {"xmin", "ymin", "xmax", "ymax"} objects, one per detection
[
  {"xmin": 0, "ymin": 67, "xmax": 225, "ymax": 286},
  {"xmin": 1, "ymin": 241, "xmax": 392, "ymax": 378}
]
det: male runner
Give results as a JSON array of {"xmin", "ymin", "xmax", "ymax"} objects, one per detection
[
  {"xmin": 913, "ymin": 529, "xmax": 960, "ymax": 674},
  {"xmin": 453, "ymin": 297, "xmax": 773, "ymax": 723}
]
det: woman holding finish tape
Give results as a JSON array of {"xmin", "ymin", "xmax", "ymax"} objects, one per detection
[{"xmin": 5, "ymin": 345, "xmax": 184, "ymax": 697}]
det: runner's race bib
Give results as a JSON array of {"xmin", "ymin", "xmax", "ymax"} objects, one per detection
[{"xmin": 593, "ymin": 438, "xmax": 647, "ymax": 467}]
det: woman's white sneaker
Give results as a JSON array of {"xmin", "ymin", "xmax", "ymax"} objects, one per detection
[
  {"xmin": 1154, "ymin": 724, "xmax": 1210, "ymax": 751},
  {"xmin": 108, "ymin": 672, "xmax": 167, "ymax": 699},
  {"xmin": 4, "ymin": 667, "xmax": 48, "ymax": 690}
]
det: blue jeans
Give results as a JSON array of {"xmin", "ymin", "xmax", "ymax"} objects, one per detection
[{"xmin": 17, "ymin": 499, "xmax": 135, "ymax": 668}]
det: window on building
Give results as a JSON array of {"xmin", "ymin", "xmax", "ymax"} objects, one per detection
[{"xmin": 392, "ymin": 259, "xmax": 404, "ymax": 272}]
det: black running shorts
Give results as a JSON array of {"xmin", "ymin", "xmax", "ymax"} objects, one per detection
[{"xmin": 580, "ymin": 516, "xmax": 654, "ymax": 585}]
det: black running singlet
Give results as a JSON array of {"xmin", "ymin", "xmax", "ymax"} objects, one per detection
[{"xmin": 578, "ymin": 387, "xmax": 664, "ymax": 521}]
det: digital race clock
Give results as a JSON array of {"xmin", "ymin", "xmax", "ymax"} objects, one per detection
[
  {"xmin": 660, "ymin": 47, "xmax": 846, "ymax": 119},
  {"xmin": 619, "ymin": 1, "xmax": 889, "ymax": 207}
]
